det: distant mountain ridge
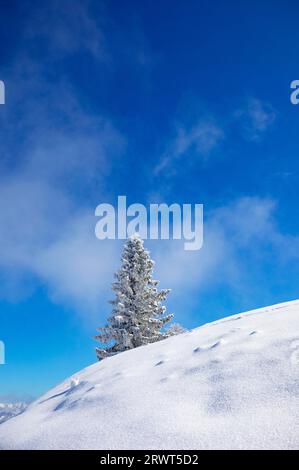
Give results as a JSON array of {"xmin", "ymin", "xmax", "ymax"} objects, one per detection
[{"xmin": 0, "ymin": 402, "xmax": 27, "ymax": 424}]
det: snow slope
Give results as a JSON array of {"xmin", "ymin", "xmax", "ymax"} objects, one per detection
[{"xmin": 0, "ymin": 300, "xmax": 298, "ymax": 450}]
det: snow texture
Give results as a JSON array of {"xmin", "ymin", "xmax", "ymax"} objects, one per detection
[{"xmin": 0, "ymin": 299, "xmax": 298, "ymax": 449}]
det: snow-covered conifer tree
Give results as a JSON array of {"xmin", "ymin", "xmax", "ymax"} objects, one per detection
[
  {"xmin": 95, "ymin": 234, "xmax": 173, "ymax": 360},
  {"xmin": 167, "ymin": 323, "xmax": 187, "ymax": 336}
]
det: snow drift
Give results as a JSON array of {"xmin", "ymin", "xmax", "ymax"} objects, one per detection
[{"xmin": 0, "ymin": 300, "xmax": 298, "ymax": 450}]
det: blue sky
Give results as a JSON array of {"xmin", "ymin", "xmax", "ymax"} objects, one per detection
[{"xmin": 1, "ymin": 0, "xmax": 299, "ymax": 399}]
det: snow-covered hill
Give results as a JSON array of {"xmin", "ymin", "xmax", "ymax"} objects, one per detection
[{"xmin": 0, "ymin": 300, "xmax": 298, "ymax": 450}]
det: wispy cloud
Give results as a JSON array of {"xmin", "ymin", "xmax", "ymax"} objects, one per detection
[
  {"xmin": 154, "ymin": 97, "xmax": 276, "ymax": 175},
  {"xmin": 0, "ymin": 124, "xmax": 124, "ymax": 312},
  {"xmin": 235, "ymin": 98, "xmax": 276, "ymax": 141},
  {"xmin": 152, "ymin": 197, "xmax": 275, "ymax": 290},
  {"xmin": 155, "ymin": 120, "xmax": 224, "ymax": 174},
  {"xmin": 150, "ymin": 196, "xmax": 299, "ymax": 322},
  {"xmin": 24, "ymin": 0, "xmax": 107, "ymax": 61},
  {"xmin": 0, "ymin": 58, "xmax": 125, "ymax": 311}
]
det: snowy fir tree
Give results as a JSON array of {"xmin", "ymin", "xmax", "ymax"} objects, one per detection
[
  {"xmin": 167, "ymin": 323, "xmax": 187, "ymax": 336},
  {"xmin": 95, "ymin": 234, "xmax": 173, "ymax": 360}
]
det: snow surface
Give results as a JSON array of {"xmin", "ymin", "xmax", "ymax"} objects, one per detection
[{"xmin": 0, "ymin": 299, "xmax": 298, "ymax": 450}]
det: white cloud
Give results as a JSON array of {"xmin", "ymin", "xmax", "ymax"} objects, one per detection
[
  {"xmin": 0, "ymin": 38, "xmax": 125, "ymax": 315},
  {"xmin": 151, "ymin": 197, "xmax": 269, "ymax": 291},
  {"xmin": 155, "ymin": 97, "xmax": 276, "ymax": 175},
  {"xmin": 24, "ymin": 0, "xmax": 107, "ymax": 60},
  {"xmin": 0, "ymin": 112, "xmax": 125, "ymax": 313},
  {"xmin": 147, "ymin": 196, "xmax": 299, "ymax": 320},
  {"xmin": 155, "ymin": 120, "xmax": 224, "ymax": 174},
  {"xmin": 34, "ymin": 216, "xmax": 121, "ymax": 314},
  {"xmin": 173, "ymin": 121, "xmax": 224, "ymax": 156},
  {"xmin": 235, "ymin": 98, "xmax": 276, "ymax": 141}
]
